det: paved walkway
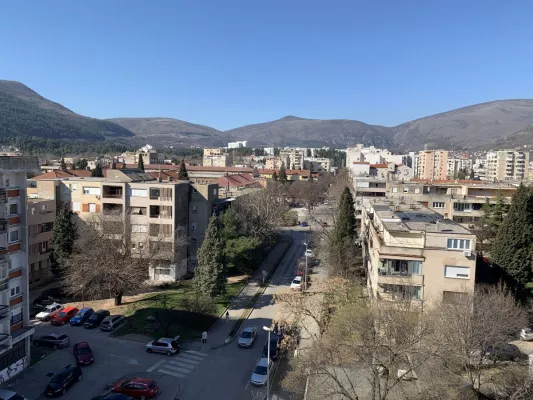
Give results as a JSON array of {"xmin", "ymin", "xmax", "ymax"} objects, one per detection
[{"xmin": 200, "ymin": 235, "xmax": 294, "ymax": 350}]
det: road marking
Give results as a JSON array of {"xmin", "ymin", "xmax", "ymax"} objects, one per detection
[
  {"xmin": 146, "ymin": 359, "xmax": 166, "ymax": 372},
  {"xmin": 184, "ymin": 350, "xmax": 208, "ymax": 357},
  {"xmin": 169, "ymin": 360, "xmax": 195, "ymax": 370},
  {"xmin": 109, "ymin": 354, "xmax": 139, "ymax": 365},
  {"xmin": 162, "ymin": 364, "xmax": 193, "ymax": 374},
  {"xmin": 157, "ymin": 368, "xmax": 186, "ymax": 378},
  {"xmin": 179, "ymin": 353, "xmax": 204, "ymax": 361},
  {"xmin": 175, "ymin": 356, "xmax": 200, "ymax": 365}
]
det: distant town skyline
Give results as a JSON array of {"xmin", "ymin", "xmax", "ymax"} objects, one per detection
[{"xmin": 1, "ymin": 0, "xmax": 532, "ymax": 131}]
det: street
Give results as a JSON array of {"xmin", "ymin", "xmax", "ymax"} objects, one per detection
[{"xmin": 8, "ymin": 230, "xmax": 308, "ymax": 400}]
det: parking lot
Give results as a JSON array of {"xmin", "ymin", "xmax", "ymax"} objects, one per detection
[{"xmin": 7, "ymin": 315, "xmax": 208, "ymax": 399}]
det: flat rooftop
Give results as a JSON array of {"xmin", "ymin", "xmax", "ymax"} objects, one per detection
[{"xmin": 371, "ymin": 202, "xmax": 472, "ymax": 235}]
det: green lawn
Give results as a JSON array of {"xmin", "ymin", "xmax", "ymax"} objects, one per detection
[{"xmin": 114, "ymin": 279, "xmax": 247, "ymax": 340}]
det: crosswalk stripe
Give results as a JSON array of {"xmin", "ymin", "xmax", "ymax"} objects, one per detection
[
  {"xmin": 169, "ymin": 360, "xmax": 195, "ymax": 370},
  {"xmin": 157, "ymin": 368, "xmax": 186, "ymax": 378},
  {"xmin": 162, "ymin": 364, "xmax": 193, "ymax": 374},
  {"xmin": 180, "ymin": 353, "xmax": 204, "ymax": 361},
  {"xmin": 175, "ymin": 356, "xmax": 200, "ymax": 365},
  {"xmin": 147, "ymin": 359, "xmax": 166, "ymax": 372},
  {"xmin": 185, "ymin": 350, "xmax": 208, "ymax": 357}
]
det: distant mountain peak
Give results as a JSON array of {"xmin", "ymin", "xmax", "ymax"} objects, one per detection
[{"xmin": 278, "ymin": 115, "xmax": 306, "ymax": 122}]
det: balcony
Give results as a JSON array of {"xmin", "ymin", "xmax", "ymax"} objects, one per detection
[
  {"xmin": 149, "ymin": 188, "xmax": 173, "ymax": 202},
  {"xmin": 149, "ymin": 205, "xmax": 172, "ymax": 219},
  {"xmin": 377, "ymin": 283, "xmax": 422, "ymax": 301},
  {"xmin": 377, "ymin": 259, "xmax": 424, "ymax": 285},
  {"xmin": 0, "ymin": 190, "xmax": 6, "ymax": 204},
  {"xmin": 103, "ymin": 203, "xmax": 123, "ymax": 216},
  {"xmin": 0, "ymin": 281, "xmax": 8, "ymax": 294},
  {"xmin": 102, "ymin": 185, "xmax": 123, "ymax": 199}
]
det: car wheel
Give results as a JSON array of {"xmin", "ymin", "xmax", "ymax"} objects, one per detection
[
  {"xmin": 166, "ymin": 351, "xmax": 172, "ymax": 356},
  {"xmin": 147, "ymin": 348, "xmax": 153, "ymax": 353},
  {"xmin": 77, "ymin": 374, "xmax": 82, "ymax": 381}
]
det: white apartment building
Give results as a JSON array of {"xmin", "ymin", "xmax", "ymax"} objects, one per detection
[
  {"xmin": 485, "ymin": 150, "xmax": 529, "ymax": 182},
  {"xmin": 0, "ymin": 156, "xmax": 39, "ymax": 381},
  {"xmin": 361, "ymin": 200, "xmax": 476, "ymax": 308},
  {"xmin": 303, "ymin": 157, "xmax": 331, "ymax": 173},
  {"xmin": 346, "ymin": 145, "xmax": 411, "ymax": 168},
  {"xmin": 203, "ymin": 154, "xmax": 229, "ymax": 168},
  {"xmin": 279, "ymin": 149, "xmax": 305, "ymax": 170},
  {"xmin": 227, "ymin": 141, "xmax": 248, "ymax": 149},
  {"xmin": 446, "ymin": 158, "xmax": 473, "ymax": 179}
]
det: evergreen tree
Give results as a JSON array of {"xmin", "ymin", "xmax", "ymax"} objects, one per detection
[
  {"xmin": 195, "ymin": 217, "xmax": 227, "ymax": 296},
  {"xmin": 60, "ymin": 157, "xmax": 67, "ymax": 170},
  {"xmin": 137, "ymin": 154, "xmax": 145, "ymax": 171},
  {"xmin": 491, "ymin": 184, "xmax": 533, "ymax": 287},
  {"xmin": 91, "ymin": 164, "xmax": 103, "ymax": 177},
  {"xmin": 469, "ymin": 169, "xmax": 475, "ymax": 180},
  {"xmin": 48, "ymin": 250, "xmax": 61, "ymax": 278},
  {"xmin": 71, "ymin": 162, "xmax": 76, "ymax": 170},
  {"xmin": 306, "ymin": 148, "xmax": 312, "ymax": 157},
  {"xmin": 177, "ymin": 160, "xmax": 189, "ymax": 180},
  {"xmin": 272, "ymin": 171, "xmax": 278, "ymax": 181},
  {"xmin": 220, "ymin": 210, "xmax": 240, "ymax": 240},
  {"xmin": 121, "ymin": 160, "xmax": 126, "ymax": 169},
  {"xmin": 279, "ymin": 162, "xmax": 288, "ymax": 182},
  {"xmin": 335, "ymin": 187, "xmax": 357, "ymax": 241},
  {"xmin": 51, "ymin": 208, "xmax": 77, "ymax": 271}
]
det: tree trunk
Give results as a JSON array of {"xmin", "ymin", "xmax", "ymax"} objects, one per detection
[{"xmin": 114, "ymin": 292, "xmax": 123, "ymax": 306}]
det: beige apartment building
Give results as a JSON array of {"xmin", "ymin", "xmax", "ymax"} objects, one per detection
[
  {"xmin": 265, "ymin": 157, "xmax": 283, "ymax": 170},
  {"xmin": 203, "ymin": 148, "xmax": 229, "ymax": 167},
  {"xmin": 417, "ymin": 150, "xmax": 448, "ymax": 180},
  {"xmin": 303, "ymin": 157, "xmax": 331, "ymax": 173},
  {"xmin": 121, "ymin": 149, "xmax": 161, "ymax": 165},
  {"xmin": 279, "ymin": 149, "xmax": 305, "ymax": 170},
  {"xmin": 485, "ymin": 150, "xmax": 529, "ymax": 182},
  {"xmin": 0, "ymin": 156, "xmax": 39, "ymax": 381},
  {"xmin": 27, "ymin": 198, "xmax": 56, "ymax": 285},
  {"xmin": 361, "ymin": 200, "xmax": 476, "ymax": 308}
]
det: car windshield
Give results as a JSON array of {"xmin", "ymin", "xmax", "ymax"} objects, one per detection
[
  {"xmin": 51, "ymin": 374, "xmax": 67, "ymax": 383},
  {"xmin": 292, "ymin": 279, "xmax": 300, "ymax": 284},
  {"xmin": 75, "ymin": 310, "xmax": 85, "ymax": 317},
  {"xmin": 254, "ymin": 365, "xmax": 268, "ymax": 375},
  {"xmin": 524, "ymin": 329, "xmax": 533, "ymax": 334},
  {"xmin": 58, "ymin": 335, "xmax": 68, "ymax": 340},
  {"xmin": 57, "ymin": 311, "xmax": 67, "ymax": 317},
  {"xmin": 77, "ymin": 346, "xmax": 91, "ymax": 354},
  {"xmin": 241, "ymin": 331, "xmax": 252, "ymax": 338}
]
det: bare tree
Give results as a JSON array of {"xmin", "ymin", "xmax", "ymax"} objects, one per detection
[
  {"xmin": 427, "ymin": 284, "xmax": 528, "ymax": 393},
  {"xmin": 62, "ymin": 212, "xmax": 186, "ymax": 305},
  {"xmin": 487, "ymin": 365, "xmax": 533, "ymax": 400}
]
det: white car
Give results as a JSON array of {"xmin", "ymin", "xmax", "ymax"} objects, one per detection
[
  {"xmin": 290, "ymin": 276, "xmax": 303, "ymax": 290},
  {"xmin": 35, "ymin": 303, "xmax": 64, "ymax": 321},
  {"xmin": 305, "ymin": 249, "xmax": 314, "ymax": 258},
  {"xmin": 520, "ymin": 328, "xmax": 533, "ymax": 341},
  {"xmin": 250, "ymin": 357, "xmax": 272, "ymax": 386}
]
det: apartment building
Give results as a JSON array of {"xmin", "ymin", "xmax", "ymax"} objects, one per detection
[
  {"xmin": 227, "ymin": 141, "xmax": 247, "ymax": 149},
  {"xmin": 121, "ymin": 147, "xmax": 162, "ymax": 165},
  {"xmin": 279, "ymin": 149, "xmax": 305, "ymax": 170},
  {"xmin": 202, "ymin": 148, "xmax": 229, "ymax": 168},
  {"xmin": 446, "ymin": 158, "xmax": 473, "ymax": 179},
  {"xmin": 485, "ymin": 150, "xmax": 529, "ymax": 182},
  {"xmin": 27, "ymin": 198, "xmax": 56, "ymax": 285},
  {"xmin": 417, "ymin": 150, "xmax": 448, "ymax": 180},
  {"xmin": 265, "ymin": 157, "xmax": 283, "ymax": 170},
  {"xmin": 387, "ymin": 180, "xmax": 516, "ymax": 236},
  {"xmin": 303, "ymin": 157, "xmax": 331, "ymax": 173},
  {"xmin": 0, "ymin": 156, "xmax": 39, "ymax": 381},
  {"xmin": 361, "ymin": 200, "xmax": 476, "ymax": 308}
]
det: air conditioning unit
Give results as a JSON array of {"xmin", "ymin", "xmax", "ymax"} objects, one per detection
[{"xmin": 463, "ymin": 250, "xmax": 472, "ymax": 257}]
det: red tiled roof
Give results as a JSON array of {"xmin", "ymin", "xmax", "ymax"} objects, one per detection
[
  {"xmin": 69, "ymin": 170, "xmax": 92, "ymax": 177},
  {"xmin": 218, "ymin": 173, "xmax": 259, "ymax": 188},
  {"xmin": 32, "ymin": 170, "xmax": 87, "ymax": 180}
]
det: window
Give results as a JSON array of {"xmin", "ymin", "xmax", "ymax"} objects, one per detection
[
  {"xmin": 83, "ymin": 187, "xmax": 101, "ymax": 195},
  {"xmin": 191, "ymin": 222, "xmax": 197, "ymax": 231},
  {"xmin": 41, "ymin": 204, "xmax": 47, "ymax": 212},
  {"xmin": 432, "ymin": 202, "xmax": 445, "ymax": 208},
  {"xmin": 132, "ymin": 224, "xmax": 148, "ymax": 233},
  {"xmin": 213, "ymin": 188, "xmax": 218, "ymax": 196},
  {"xmin": 403, "ymin": 188, "xmax": 409, "ymax": 193},
  {"xmin": 454, "ymin": 203, "xmax": 472, "ymax": 212},
  {"xmin": 447, "ymin": 238, "xmax": 472, "ymax": 250},
  {"xmin": 11, "ymin": 309, "xmax": 22, "ymax": 325},
  {"xmin": 10, "ymin": 286, "xmax": 20, "ymax": 297},
  {"xmin": 72, "ymin": 202, "xmax": 81, "ymax": 212},
  {"xmin": 392, "ymin": 187, "xmax": 398, "ymax": 193},
  {"xmin": 5, "ymin": 179, "xmax": 9, "ymax": 188},
  {"xmin": 445, "ymin": 266, "xmax": 471, "ymax": 279},
  {"xmin": 31, "ymin": 207, "xmax": 35, "ymax": 215},
  {"xmin": 192, "ymin": 205, "xmax": 197, "ymax": 213},
  {"xmin": 89, "ymin": 203, "xmax": 96, "ymax": 213},
  {"xmin": 9, "ymin": 230, "xmax": 19, "ymax": 243},
  {"xmin": 9, "ymin": 203, "xmax": 18, "ymax": 215},
  {"xmin": 414, "ymin": 188, "xmax": 420, "ymax": 194},
  {"xmin": 130, "ymin": 189, "xmax": 147, "ymax": 197}
]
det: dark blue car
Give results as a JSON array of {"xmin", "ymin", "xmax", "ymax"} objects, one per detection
[{"xmin": 70, "ymin": 308, "xmax": 94, "ymax": 326}]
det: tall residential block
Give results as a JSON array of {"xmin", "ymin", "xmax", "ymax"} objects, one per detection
[
  {"xmin": 485, "ymin": 150, "xmax": 529, "ymax": 182},
  {"xmin": 279, "ymin": 149, "xmax": 305, "ymax": 170},
  {"xmin": 417, "ymin": 150, "xmax": 449, "ymax": 180},
  {"xmin": 0, "ymin": 156, "xmax": 39, "ymax": 379}
]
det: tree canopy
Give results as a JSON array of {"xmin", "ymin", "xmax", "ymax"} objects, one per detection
[
  {"xmin": 177, "ymin": 160, "xmax": 189, "ymax": 180},
  {"xmin": 51, "ymin": 208, "xmax": 77, "ymax": 272},
  {"xmin": 137, "ymin": 154, "xmax": 145, "ymax": 171},
  {"xmin": 195, "ymin": 217, "xmax": 227, "ymax": 296}
]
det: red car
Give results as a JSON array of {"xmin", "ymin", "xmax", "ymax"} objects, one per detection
[
  {"xmin": 112, "ymin": 377, "xmax": 159, "ymax": 399},
  {"xmin": 51, "ymin": 306, "xmax": 79, "ymax": 325},
  {"xmin": 73, "ymin": 342, "xmax": 94, "ymax": 365}
]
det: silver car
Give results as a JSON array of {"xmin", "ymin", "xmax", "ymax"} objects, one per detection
[
  {"xmin": 250, "ymin": 357, "xmax": 271, "ymax": 386},
  {"xmin": 520, "ymin": 328, "xmax": 533, "ymax": 341},
  {"xmin": 146, "ymin": 336, "xmax": 181, "ymax": 355},
  {"xmin": 238, "ymin": 327, "xmax": 257, "ymax": 348},
  {"xmin": 99, "ymin": 315, "xmax": 125, "ymax": 331}
]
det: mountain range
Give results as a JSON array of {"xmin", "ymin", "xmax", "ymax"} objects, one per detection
[{"xmin": 2, "ymin": 79, "xmax": 533, "ymax": 151}]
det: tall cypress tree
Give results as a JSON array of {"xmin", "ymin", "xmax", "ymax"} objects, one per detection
[
  {"xmin": 272, "ymin": 171, "xmax": 278, "ymax": 181},
  {"xmin": 51, "ymin": 208, "xmax": 78, "ymax": 271},
  {"xmin": 279, "ymin": 162, "xmax": 287, "ymax": 183},
  {"xmin": 335, "ymin": 187, "xmax": 357, "ymax": 241},
  {"xmin": 60, "ymin": 157, "xmax": 67, "ymax": 170},
  {"xmin": 195, "ymin": 217, "xmax": 227, "ymax": 296},
  {"xmin": 491, "ymin": 184, "xmax": 533, "ymax": 287},
  {"xmin": 177, "ymin": 160, "xmax": 189, "ymax": 180},
  {"xmin": 138, "ymin": 154, "xmax": 145, "ymax": 171}
]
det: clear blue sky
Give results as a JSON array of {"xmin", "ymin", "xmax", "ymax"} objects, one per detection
[{"xmin": 1, "ymin": 0, "xmax": 532, "ymax": 131}]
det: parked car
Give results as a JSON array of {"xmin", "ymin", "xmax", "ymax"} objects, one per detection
[
  {"xmin": 51, "ymin": 306, "xmax": 79, "ymax": 326},
  {"xmin": 112, "ymin": 377, "xmax": 159, "ymax": 399},
  {"xmin": 84, "ymin": 309, "xmax": 110, "ymax": 329},
  {"xmin": 305, "ymin": 249, "xmax": 314, "ymax": 258},
  {"xmin": 0, "ymin": 389, "xmax": 28, "ymax": 400},
  {"xmin": 90, "ymin": 394, "xmax": 133, "ymax": 400},
  {"xmin": 70, "ymin": 308, "xmax": 94, "ymax": 326},
  {"xmin": 33, "ymin": 333, "xmax": 70, "ymax": 349},
  {"xmin": 250, "ymin": 357, "xmax": 272, "ymax": 386},
  {"xmin": 290, "ymin": 276, "xmax": 303, "ymax": 290},
  {"xmin": 45, "ymin": 365, "xmax": 82, "ymax": 397},
  {"xmin": 100, "ymin": 315, "xmax": 125, "ymax": 332},
  {"xmin": 520, "ymin": 328, "xmax": 533, "ymax": 341},
  {"xmin": 485, "ymin": 343, "xmax": 527, "ymax": 362},
  {"xmin": 238, "ymin": 327, "xmax": 257, "ymax": 348},
  {"xmin": 262, "ymin": 334, "xmax": 280, "ymax": 360},
  {"xmin": 145, "ymin": 336, "xmax": 181, "ymax": 355},
  {"xmin": 73, "ymin": 342, "xmax": 94, "ymax": 365},
  {"xmin": 35, "ymin": 303, "xmax": 64, "ymax": 321}
]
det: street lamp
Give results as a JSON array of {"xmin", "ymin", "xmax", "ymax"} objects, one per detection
[{"xmin": 263, "ymin": 326, "xmax": 271, "ymax": 400}]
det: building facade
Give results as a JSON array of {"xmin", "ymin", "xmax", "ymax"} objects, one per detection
[
  {"xmin": 227, "ymin": 141, "xmax": 248, "ymax": 149},
  {"xmin": 303, "ymin": 157, "xmax": 331, "ymax": 173},
  {"xmin": 446, "ymin": 158, "xmax": 473, "ymax": 179},
  {"xmin": 279, "ymin": 149, "xmax": 305, "ymax": 170},
  {"xmin": 417, "ymin": 150, "xmax": 449, "ymax": 180},
  {"xmin": 27, "ymin": 198, "xmax": 56, "ymax": 285},
  {"xmin": 361, "ymin": 200, "xmax": 476, "ymax": 308},
  {"xmin": 0, "ymin": 156, "xmax": 39, "ymax": 381},
  {"xmin": 202, "ymin": 154, "xmax": 229, "ymax": 168},
  {"xmin": 485, "ymin": 150, "xmax": 529, "ymax": 182}
]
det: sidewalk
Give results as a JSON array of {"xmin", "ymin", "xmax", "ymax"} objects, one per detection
[{"xmin": 202, "ymin": 235, "xmax": 294, "ymax": 350}]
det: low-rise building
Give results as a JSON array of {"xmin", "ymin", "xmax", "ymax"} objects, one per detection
[
  {"xmin": 227, "ymin": 141, "xmax": 247, "ymax": 149},
  {"xmin": 202, "ymin": 154, "xmax": 229, "ymax": 168},
  {"xmin": 361, "ymin": 200, "xmax": 476, "ymax": 308},
  {"xmin": 303, "ymin": 157, "xmax": 331, "ymax": 173}
]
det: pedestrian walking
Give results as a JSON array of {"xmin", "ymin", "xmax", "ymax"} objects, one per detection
[
  {"xmin": 201, "ymin": 331, "xmax": 208, "ymax": 344},
  {"xmin": 226, "ymin": 311, "xmax": 230, "ymax": 323}
]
